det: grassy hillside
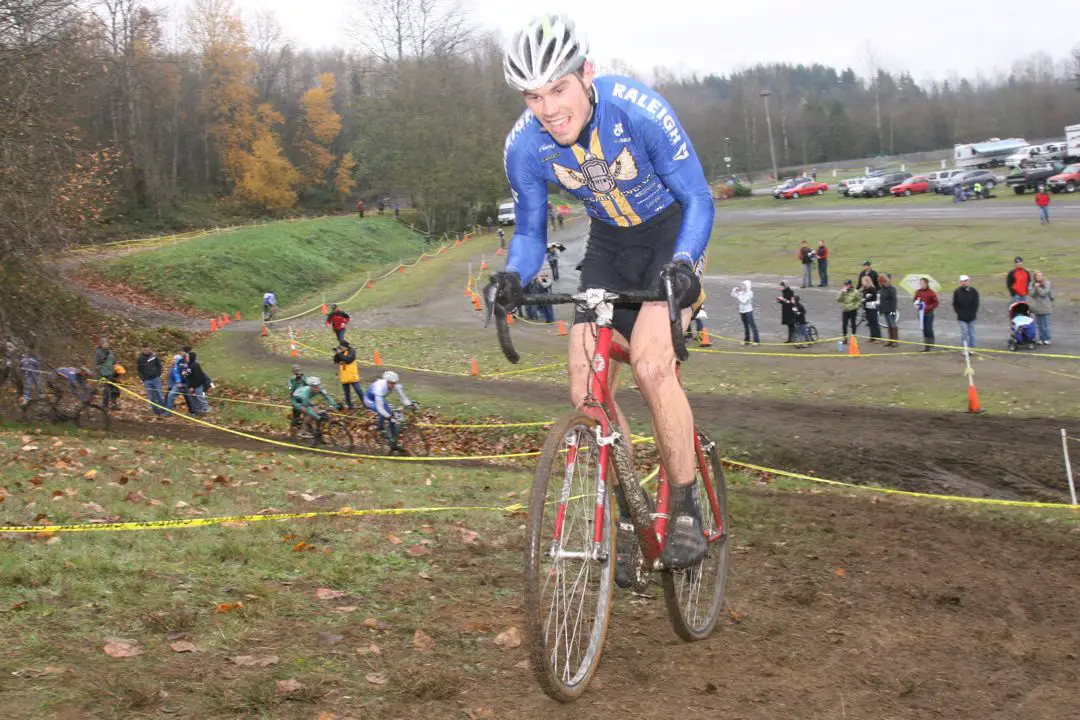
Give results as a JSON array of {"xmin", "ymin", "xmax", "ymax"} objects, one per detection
[{"xmin": 98, "ymin": 217, "xmax": 426, "ymax": 317}]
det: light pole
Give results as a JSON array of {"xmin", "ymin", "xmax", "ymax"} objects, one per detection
[
  {"xmin": 724, "ymin": 136, "xmax": 731, "ymax": 175},
  {"xmin": 760, "ymin": 90, "xmax": 779, "ymax": 182}
]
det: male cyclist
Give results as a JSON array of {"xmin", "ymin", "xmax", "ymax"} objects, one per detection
[
  {"xmin": 290, "ymin": 376, "xmax": 341, "ymax": 439},
  {"xmin": 287, "ymin": 364, "xmax": 307, "ymax": 427},
  {"xmin": 362, "ymin": 370, "xmax": 417, "ymax": 451},
  {"xmin": 53, "ymin": 366, "xmax": 93, "ymax": 403},
  {"xmin": 263, "ymin": 291, "xmax": 278, "ymax": 321},
  {"xmin": 487, "ymin": 13, "xmax": 714, "ymax": 573}
]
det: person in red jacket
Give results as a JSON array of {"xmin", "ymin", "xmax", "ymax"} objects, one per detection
[
  {"xmin": 326, "ymin": 304, "xmax": 351, "ymax": 345},
  {"xmin": 1035, "ymin": 186, "xmax": 1050, "ymax": 225},
  {"xmin": 1006, "ymin": 257, "xmax": 1030, "ymax": 302},
  {"xmin": 913, "ymin": 277, "xmax": 939, "ymax": 352},
  {"xmin": 355, "ymin": 200, "xmax": 365, "ymax": 219}
]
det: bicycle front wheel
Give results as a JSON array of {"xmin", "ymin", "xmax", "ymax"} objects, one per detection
[
  {"xmin": 75, "ymin": 404, "xmax": 110, "ymax": 432},
  {"xmin": 525, "ymin": 412, "xmax": 616, "ymax": 703},
  {"xmin": 320, "ymin": 420, "xmax": 354, "ymax": 453},
  {"xmin": 663, "ymin": 428, "xmax": 730, "ymax": 641}
]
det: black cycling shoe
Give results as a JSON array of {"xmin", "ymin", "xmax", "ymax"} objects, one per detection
[
  {"xmin": 615, "ymin": 518, "xmax": 637, "ymax": 589},
  {"xmin": 660, "ymin": 483, "xmax": 707, "ymax": 570}
]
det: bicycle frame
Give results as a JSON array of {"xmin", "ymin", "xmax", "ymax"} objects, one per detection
[{"xmin": 552, "ymin": 318, "xmax": 724, "ymax": 569}]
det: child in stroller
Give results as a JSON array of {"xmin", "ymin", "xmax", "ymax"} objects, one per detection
[{"xmin": 1008, "ymin": 301, "xmax": 1037, "ymax": 351}]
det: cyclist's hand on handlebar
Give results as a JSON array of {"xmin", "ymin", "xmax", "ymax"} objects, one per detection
[
  {"xmin": 405, "ymin": 402, "xmax": 419, "ymax": 413},
  {"xmin": 485, "ymin": 271, "xmax": 523, "ymax": 311},
  {"xmin": 663, "ymin": 261, "xmax": 702, "ymax": 310}
]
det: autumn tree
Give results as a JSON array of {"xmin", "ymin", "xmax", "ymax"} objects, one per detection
[
  {"xmin": 295, "ymin": 73, "xmax": 342, "ymax": 189},
  {"xmin": 236, "ymin": 104, "xmax": 299, "ymax": 210},
  {"xmin": 188, "ymin": 0, "xmax": 255, "ymax": 192},
  {"xmin": 335, "ymin": 152, "xmax": 357, "ymax": 197}
]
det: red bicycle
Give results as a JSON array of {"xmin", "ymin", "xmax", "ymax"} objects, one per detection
[{"xmin": 491, "ymin": 271, "xmax": 730, "ymax": 702}]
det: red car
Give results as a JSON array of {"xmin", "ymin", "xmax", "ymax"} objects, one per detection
[
  {"xmin": 781, "ymin": 181, "xmax": 829, "ymax": 198},
  {"xmin": 890, "ymin": 176, "xmax": 929, "ymax": 196}
]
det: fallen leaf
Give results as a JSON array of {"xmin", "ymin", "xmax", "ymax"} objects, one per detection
[
  {"xmin": 406, "ymin": 545, "xmax": 430, "ymax": 557},
  {"xmin": 9, "ymin": 600, "xmax": 27, "ymax": 611},
  {"xmin": 300, "ymin": 493, "xmax": 319, "ymax": 502},
  {"xmin": 317, "ymin": 632, "xmax": 344, "ymax": 647},
  {"xmin": 275, "ymin": 678, "xmax": 304, "ymax": 694},
  {"xmin": 83, "ymin": 502, "xmax": 106, "ymax": 513},
  {"xmin": 461, "ymin": 621, "xmax": 488, "ymax": 634},
  {"xmin": 317, "ymin": 713, "xmax": 339, "ymax": 720},
  {"xmin": 363, "ymin": 617, "xmax": 390, "ymax": 631},
  {"xmin": 387, "ymin": 533, "xmax": 403, "ymax": 545},
  {"xmin": 457, "ymin": 528, "xmax": 480, "ymax": 545},
  {"xmin": 334, "ymin": 606, "xmax": 359, "ymax": 614},
  {"xmin": 728, "ymin": 607, "xmax": 744, "ymax": 623},
  {"xmin": 465, "ymin": 708, "xmax": 495, "ymax": 719},
  {"xmin": 21, "ymin": 444, "xmax": 38, "ymax": 452},
  {"xmin": 833, "ymin": 568, "xmax": 847, "ymax": 577},
  {"xmin": 514, "ymin": 659, "xmax": 529, "ymax": 670},
  {"xmin": 412, "ymin": 629, "xmax": 435, "ymax": 653},
  {"xmin": 494, "ymin": 627, "xmax": 522, "ymax": 649},
  {"xmin": 103, "ymin": 639, "xmax": 142, "ymax": 658},
  {"xmin": 228, "ymin": 655, "xmax": 279, "ymax": 667},
  {"xmin": 124, "ymin": 490, "xmax": 147, "ymax": 503},
  {"xmin": 418, "ymin": 571, "xmax": 433, "ymax": 581},
  {"xmin": 315, "ymin": 588, "xmax": 346, "ymax": 600},
  {"xmin": 83, "ymin": 469, "xmax": 97, "ymax": 480},
  {"xmin": 215, "ymin": 602, "xmax": 244, "ymax": 614},
  {"xmin": 365, "ymin": 672, "xmax": 388, "ymax": 685},
  {"xmin": 170, "ymin": 641, "xmax": 197, "ymax": 653},
  {"xmin": 41, "ymin": 666, "xmax": 69, "ymax": 675}
]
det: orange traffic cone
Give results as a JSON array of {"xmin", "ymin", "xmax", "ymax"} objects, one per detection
[
  {"xmin": 967, "ymin": 382, "xmax": 982, "ymax": 413},
  {"xmin": 558, "ymin": 320, "xmax": 567, "ymax": 336},
  {"xmin": 495, "ymin": 247, "xmax": 504, "ymax": 256},
  {"xmin": 398, "ymin": 265, "xmax": 405, "ymax": 273},
  {"xmin": 463, "ymin": 233, "xmax": 470, "ymax": 241},
  {"xmin": 261, "ymin": 324, "xmax": 268, "ymax": 337},
  {"xmin": 470, "ymin": 357, "xmax": 479, "ymax": 377},
  {"xmin": 210, "ymin": 318, "xmax": 217, "ymax": 332},
  {"xmin": 366, "ymin": 280, "xmax": 373, "ymax": 289},
  {"xmin": 699, "ymin": 329, "xmax": 713, "ymax": 347},
  {"xmin": 455, "ymin": 239, "xmax": 462, "ymax": 248},
  {"xmin": 235, "ymin": 311, "xmax": 241, "ymax": 321},
  {"xmin": 507, "ymin": 313, "xmax": 514, "ymax": 325},
  {"xmin": 473, "ymin": 296, "xmax": 482, "ymax": 312},
  {"xmin": 289, "ymin": 345, "xmax": 298, "ymax": 358},
  {"xmin": 222, "ymin": 313, "xmax": 230, "ymax": 326},
  {"xmin": 848, "ymin": 335, "xmax": 860, "ymax": 356},
  {"xmin": 373, "ymin": 350, "xmax": 382, "ymax": 366},
  {"xmin": 321, "ymin": 303, "xmax": 328, "ymax": 314},
  {"xmin": 480, "ymin": 259, "xmax": 488, "ymax": 270}
]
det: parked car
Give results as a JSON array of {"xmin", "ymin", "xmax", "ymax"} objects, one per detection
[
  {"xmin": 837, "ymin": 177, "xmax": 866, "ymax": 195},
  {"xmin": 858, "ymin": 172, "xmax": 913, "ymax": 197},
  {"xmin": 1005, "ymin": 162, "xmax": 1065, "ymax": 194},
  {"xmin": 772, "ymin": 177, "xmax": 812, "ymax": 198},
  {"xmin": 782, "ymin": 181, "xmax": 829, "ymax": 198},
  {"xmin": 1047, "ymin": 164, "xmax": 1080, "ymax": 193},
  {"xmin": 938, "ymin": 169, "xmax": 998, "ymax": 195},
  {"xmin": 497, "ymin": 202, "xmax": 515, "ymax": 225},
  {"xmin": 890, "ymin": 176, "xmax": 929, "ymax": 196},
  {"xmin": 927, "ymin": 169, "xmax": 964, "ymax": 193}
]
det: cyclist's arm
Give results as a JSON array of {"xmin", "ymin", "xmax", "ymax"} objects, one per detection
[
  {"xmin": 632, "ymin": 94, "xmax": 714, "ymax": 266},
  {"xmin": 503, "ymin": 129, "xmax": 548, "ymax": 287},
  {"xmin": 321, "ymin": 389, "xmax": 341, "ymax": 410},
  {"xmin": 394, "ymin": 383, "xmax": 412, "ymax": 407},
  {"xmin": 374, "ymin": 391, "xmax": 393, "ymax": 419}
]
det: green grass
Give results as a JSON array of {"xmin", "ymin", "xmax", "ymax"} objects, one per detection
[
  {"xmin": 98, "ymin": 217, "xmax": 427, "ymax": 318},
  {"xmin": 712, "ymin": 219, "xmax": 1080, "ymax": 287}
]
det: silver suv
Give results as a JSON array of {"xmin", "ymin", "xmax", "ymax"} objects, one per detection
[{"xmin": 928, "ymin": 169, "xmax": 963, "ymax": 193}]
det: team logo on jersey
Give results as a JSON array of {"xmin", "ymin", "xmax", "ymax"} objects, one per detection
[
  {"xmin": 552, "ymin": 147, "xmax": 638, "ymax": 194},
  {"xmin": 672, "ymin": 143, "xmax": 689, "ymax": 162},
  {"xmin": 613, "ymin": 122, "xmax": 624, "ymax": 137}
]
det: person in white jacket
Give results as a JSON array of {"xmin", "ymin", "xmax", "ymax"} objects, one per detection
[{"xmin": 731, "ymin": 280, "xmax": 760, "ymax": 345}]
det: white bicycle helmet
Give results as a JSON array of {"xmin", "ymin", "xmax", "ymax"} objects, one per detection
[
  {"xmin": 503, "ymin": 13, "xmax": 589, "ymax": 92},
  {"xmin": 306, "ymin": 376, "xmax": 321, "ymax": 386},
  {"xmin": 382, "ymin": 371, "xmax": 400, "ymax": 383}
]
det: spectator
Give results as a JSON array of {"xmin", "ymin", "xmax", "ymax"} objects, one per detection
[
  {"xmin": 731, "ymin": 280, "xmax": 760, "ymax": 346},
  {"xmin": 485, "ymin": 215, "xmax": 493, "ymax": 231},
  {"xmin": 165, "ymin": 352, "xmax": 192, "ymax": 413},
  {"xmin": 798, "ymin": 240, "xmax": 814, "ymax": 288},
  {"xmin": 859, "ymin": 275, "xmax": 882, "ymax": 342},
  {"xmin": 837, "ymin": 280, "xmax": 861, "ymax": 344},
  {"xmin": 687, "ymin": 304, "xmax": 710, "ymax": 345},
  {"xmin": 1006, "ymin": 257, "xmax": 1030, "ymax": 302},
  {"xmin": 547, "ymin": 202, "xmax": 556, "ymax": 231},
  {"xmin": 951, "ymin": 275, "xmax": 980, "ymax": 349},
  {"xmin": 136, "ymin": 343, "xmax": 166, "ymax": 416},
  {"xmin": 913, "ymin": 277, "xmax": 939, "ymax": 352},
  {"xmin": 393, "ymin": 202, "xmax": 400, "ymax": 219},
  {"xmin": 18, "ymin": 351, "xmax": 41, "ymax": 405},
  {"xmin": 535, "ymin": 273, "xmax": 555, "ymax": 323},
  {"xmin": 325, "ymin": 304, "xmax": 351, "ymax": 345},
  {"xmin": 777, "ymin": 281, "xmax": 796, "ymax": 343},
  {"xmin": 185, "ymin": 351, "xmax": 211, "ymax": 415},
  {"xmin": 355, "ymin": 199, "xmax": 365, "ymax": 219},
  {"xmin": 1030, "ymin": 271, "xmax": 1054, "ymax": 345},
  {"xmin": 1035, "ymin": 186, "xmax": 1051, "ymax": 225},
  {"xmin": 334, "ymin": 343, "xmax": 364, "ymax": 409},
  {"xmin": 497, "ymin": 228, "xmax": 506, "ymax": 249},
  {"xmin": 546, "ymin": 245, "xmax": 560, "ymax": 280},
  {"xmin": 878, "ymin": 274, "xmax": 899, "ymax": 347},
  {"xmin": 92, "ymin": 336, "xmax": 118, "ymax": 411},
  {"xmin": 856, "ymin": 260, "xmax": 879, "ymax": 290},
  {"xmin": 816, "ymin": 240, "xmax": 829, "ymax": 287},
  {"xmin": 377, "ymin": 199, "xmax": 385, "ymax": 214}
]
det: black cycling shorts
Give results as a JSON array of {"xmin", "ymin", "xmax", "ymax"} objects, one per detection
[{"xmin": 573, "ymin": 203, "xmax": 682, "ymax": 341}]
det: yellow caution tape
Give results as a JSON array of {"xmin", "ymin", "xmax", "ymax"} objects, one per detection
[
  {"xmin": 975, "ymin": 351, "xmax": 1080, "ymax": 382},
  {"xmin": 690, "ymin": 348, "xmax": 935, "ymax": 358},
  {"xmin": 886, "ymin": 335, "xmax": 1080, "ymax": 361},
  {"xmin": 722, "ymin": 458, "xmax": 1078, "ymax": 510}
]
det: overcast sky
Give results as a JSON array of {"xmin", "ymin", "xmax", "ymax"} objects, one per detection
[{"xmin": 227, "ymin": 0, "xmax": 1077, "ymax": 84}]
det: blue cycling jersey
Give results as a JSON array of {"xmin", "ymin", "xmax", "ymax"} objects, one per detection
[{"xmin": 503, "ymin": 74, "xmax": 714, "ymax": 287}]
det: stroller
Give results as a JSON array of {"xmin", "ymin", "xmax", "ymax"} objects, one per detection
[{"xmin": 1007, "ymin": 302, "xmax": 1038, "ymax": 351}]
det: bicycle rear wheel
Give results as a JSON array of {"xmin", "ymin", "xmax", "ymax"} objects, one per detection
[
  {"xmin": 663, "ymin": 428, "xmax": 730, "ymax": 641},
  {"xmin": 525, "ymin": 412, "xmax": 616, "ymax": 703},
  {"xmin": 75, "ymin": 403, "xmax": 110, "ymax": 432},
  {"xmin": 320, "ymin": 420, "xmax": 354, "ymax": 453},
  {"xmin": 807, "ymin": 325, "xmax": 820, "ymax": 343},
  {"xmin": 20, "ymin": 385, "xmax": 61, "ymax": 424}
]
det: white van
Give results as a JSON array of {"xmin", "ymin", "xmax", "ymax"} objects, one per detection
[{"xmin": 497, "ymin": 202, "xmax": 515, "ymax": 225}]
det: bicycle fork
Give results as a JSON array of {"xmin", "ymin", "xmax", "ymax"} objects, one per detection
[{"xmin": 548, "ymin": 430, "xmax": 610, "ymax": 564}]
